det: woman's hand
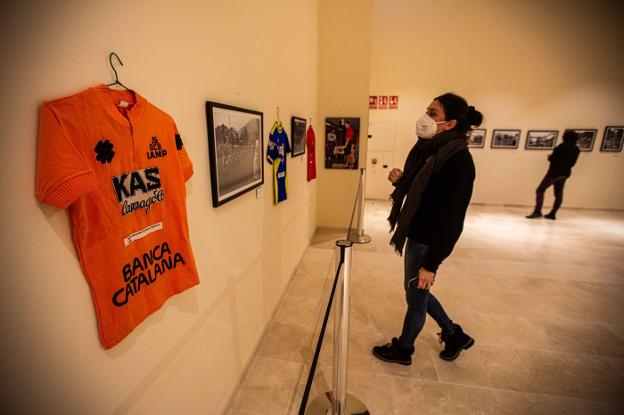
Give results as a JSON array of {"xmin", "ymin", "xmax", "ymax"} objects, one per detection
[
  {"xmin": 417, "ymin": 268, "xmax": 435, "ymax": 290},
  {"xmin": 388, "ymin": 168, "xmax": 403, "ymax": 184}
]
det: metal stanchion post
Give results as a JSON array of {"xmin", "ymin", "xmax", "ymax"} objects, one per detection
[
  {"xmin": 307, "ymin": 241, "xmax": 369, "ymax": 415},
  {"xmin": 349, "ymin": 169, "xmax": 371, "ymax": 244},
  {"xmin": 333, "ymin": 241, "xmax": 348, "ymax": 414}
]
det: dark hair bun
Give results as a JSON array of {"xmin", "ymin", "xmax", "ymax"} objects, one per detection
[{"xmin": 467, "ymin": 106, "xmax": 483, "ymax": 127}]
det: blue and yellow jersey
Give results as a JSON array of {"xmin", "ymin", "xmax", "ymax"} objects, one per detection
[{"xmin": 266, "ymin": 121, "xmax": 291, "ymax": 204}]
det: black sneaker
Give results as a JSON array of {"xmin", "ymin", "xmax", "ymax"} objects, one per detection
[
  {"xmin": 439, "ymin": 325, "xmax": 475, "ymax": 361},
  {"xmin": 372, "ymin": 337, "xmax": 413, "ymax": 365},
  {"xmin": 526, "ymin": 212, "xmax": 542, "ymax": 219},
  {"xmin": 544, "ymin": 212, "xmax": 556, "ymax": 220}
]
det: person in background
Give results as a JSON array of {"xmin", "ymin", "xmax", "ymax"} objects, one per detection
[
  {"xmin": 526, "ymin": 130, "xmax": 580, "ymax": 220},
  {"xmin": 326, "ymin": 130, "xmax": 337, "ymax": 166},
  {"xmin": 372, "ymin": 93, "xmax": 482, "ymax": 365},
  {"xmin": 346, "ymin": 145, "xmax": 356, "ymax": 169}
]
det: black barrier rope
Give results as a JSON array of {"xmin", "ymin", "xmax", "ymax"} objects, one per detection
[{"xmin": 298, "ymin": 244, "xmax": 346, "ymax": 415}]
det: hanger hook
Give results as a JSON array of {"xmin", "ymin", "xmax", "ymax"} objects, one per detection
[{"xmin": 109, "ymin": 52, "xmax": 124, "ymax": 83}]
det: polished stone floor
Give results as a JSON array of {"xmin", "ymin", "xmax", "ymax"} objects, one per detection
[{"xmin": 226, "ymin": 201, "xmax": 624, "ymax": 415}]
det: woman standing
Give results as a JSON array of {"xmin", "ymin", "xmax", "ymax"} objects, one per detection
[{"xmin": 372, "ymin": 93, "xmax": 482, "ymax": 365}]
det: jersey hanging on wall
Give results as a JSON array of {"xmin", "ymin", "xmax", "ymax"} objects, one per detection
[
  {"xmin": 306, "ymin": 125, "xmax": 317, "ymax": 181},
  {"xmin": 35, "ymin": 84, "xmax": 200, "ymax": 349},
  {"xmin": 266, "ymin": 120, "xmax": 291, "ymax": 204}
]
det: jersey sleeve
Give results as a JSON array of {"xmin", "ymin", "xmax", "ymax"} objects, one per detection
[
  {"xmin": 284, "ymin": 132, "xmax": 291, "ymax": 155},
  {"xmin": 266, "ymin": 132, "xmax": 278, "ymax": 163},
  {"xmin": 35, "ymin": 102, "xmax": 97, "ymax": 208},
  {"xmin": 173, "ymin": 123, "xmax": 194, "ymax": 181}
]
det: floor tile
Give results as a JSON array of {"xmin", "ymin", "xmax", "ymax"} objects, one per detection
[
  {"xmin": 225, "ymin": 202, "xmax": 624, "ymax": 413},
  {"xmin": 432, "ymin": 345, "xmax": 624, "ymax": 402}
]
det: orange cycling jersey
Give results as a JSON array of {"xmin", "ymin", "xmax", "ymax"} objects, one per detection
[{"xmin": 35, "ymin": 84, "xmax": 200, "ymax": 349}]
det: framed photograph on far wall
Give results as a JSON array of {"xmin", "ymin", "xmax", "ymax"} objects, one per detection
[
  {"xmin": 525, "ymin": 130, "xmax": 558, "ymax": 150},
  {"xmin": 491, "ymin": 129, "xmax": 521, "ymax": 149},
  {"xmin": 600, "ymin": 126, "xmax": 624, "ymax": 152},
  {"xmin": 291, "ymin": 116, "xmax": 307, "ymax": 157},
  {"xmin": 467, "ymin": 128, "xmax": 486, "ymax": 148},
  {"xmin": 205, "ymin": 101, "xmax": 264, "ymax": 207},
  {"xmin": 566, "ymin": 129, "xmax": 597, "ymax": 152},
  {"xmin": 325, "ymin": 117, "xmax": 360, "ymax": 169}
]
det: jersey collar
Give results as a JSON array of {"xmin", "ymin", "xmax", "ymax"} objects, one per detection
[{"xmin": 91, "ymin": 84, "xmax": 147, "ymax": 127}]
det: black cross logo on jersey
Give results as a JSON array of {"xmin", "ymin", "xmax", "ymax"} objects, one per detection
[{"xmin": 94, "ymin": 139, "xmax": 115, "ymax": 164}]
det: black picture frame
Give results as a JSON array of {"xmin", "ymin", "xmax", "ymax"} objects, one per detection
[
  {"xmin": 491, "ymin": 129, "xmax": 521, "ymax": 149},
  {"xmin": 566, "ymin": 129, "xmax": 597, "ymax": 152},
  {"xmin": 600, "ymin": 126, "xmax": 624, "ymax": 152},
  {"xmin": 205, "ymin": 101, "xmax": 264, "ymax": 207},
  {"xmin": 525, "ymin": 130, "xmax": 558, "ymax": 150},
  {"xmin": 291, "ymin": 116, "xmax": 307, "ymax": 157},
  {"xmin": 467, "ymin": 128, "xmax": 486, "ymax": 148}
]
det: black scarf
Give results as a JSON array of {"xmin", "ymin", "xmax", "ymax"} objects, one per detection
[{"xmin": 388, "ymin": 129, "xmax": 468, "ymax": 254}]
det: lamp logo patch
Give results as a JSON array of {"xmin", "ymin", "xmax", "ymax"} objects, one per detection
[
  {"xmin": 112, "ymin": 167, "xmax": 164, "ymax": 215},
  {"xmin": 147, "ymin": 136, "xmax": 168, "ymax": 159}
]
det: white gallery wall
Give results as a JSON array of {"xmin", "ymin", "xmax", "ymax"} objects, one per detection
[
  {"xmin": 367, "ymin": 0, "xmax": 624, "ymax": 209},
  {"xmin": 0, "ymin": 0, "xmax": 319, "ymax": 413}
]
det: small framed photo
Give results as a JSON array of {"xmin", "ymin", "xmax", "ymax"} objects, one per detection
[
  {"xmin": 325, "ymin": 117, "xmax": 360, "ymax": 169},
  {"xmin": 491, "ymin": 129, "xmax": 520, "ymax": 149},
  {"xmin": 566, "ymin": 129, "xmax": 597, "ymax": 152},
  {"xmin": 291, "ymin": 116, "xmax": 307, "ymax": 157},
  {"xmin": 600, "ymin": 126, "xmax": 624, "ymax": 152},
  {"xmin": 525, "ymin": 130, "xmax": 558, "ymax": 150},
  {"xmin": 206, "ymin": 101, "xmax": 264, "ymax": 207},
  {"xmin": 467, "ymin": 128, "xmax": 486, "ymax": 148}
]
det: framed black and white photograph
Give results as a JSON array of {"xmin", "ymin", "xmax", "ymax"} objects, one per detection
[
  {"xmin": 600, "ymin": 126, "xmax": 624, "ymax": 152},
  {"xmin": 525, "ymin": 130, "xmax": 558, "ymax": 150},
  {"xmin": 325, "ymin": 117, "xmax": 360, "ymax": 169},
  {"xmin": 566, "ymin": 129, "xmax": 597, "ymax": 152},
  {"xmin": 491, "ymin": 129, "xmax": 521, "ymax": 149},
  {"xmin": 206, "ymin": 101, "xmax": 264, "ymax": 207},
  {"xmin": 467, "ymin": 128, "xmax": 486, "ymax": 148},
  {"xmin": 291, "ymin": 116, "xmax": 307, "ymax": 157}
]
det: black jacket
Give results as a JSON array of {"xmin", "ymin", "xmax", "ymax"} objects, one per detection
[
  {"xmin": 547, "ymin": 142, "xmax": 580, "ymax": 177},
  {"xmin": 408, "ymin": 148, "xmax": 475, "ymax": 272}
]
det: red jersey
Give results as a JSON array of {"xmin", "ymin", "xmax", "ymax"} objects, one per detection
[{"xmin": 306, "ymin": 126, "xmax": 316, "ymax": 181}]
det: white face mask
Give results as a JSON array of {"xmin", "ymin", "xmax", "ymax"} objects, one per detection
[{"xmin": 415, "ymin": 113, "xmax": 445, "ymax": 139}]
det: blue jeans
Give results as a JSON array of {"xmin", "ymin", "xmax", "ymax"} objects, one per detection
[{"xmin": 398, "ymin": 239, "xmax": 454, "ymax": 349}]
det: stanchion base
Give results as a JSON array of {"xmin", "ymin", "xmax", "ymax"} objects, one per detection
[
  {"xmin": 336, "ymin": 239, "xmax": 354, "ymax": 248},
  {"xmin": 347, "ymin": 231, "xmax": 372, "ymax": 245},
  {"xmin": 305, "ymin": 392, "xmax": 370, "ymax": 415}
]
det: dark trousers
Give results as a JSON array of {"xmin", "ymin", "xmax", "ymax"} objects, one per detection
[
  {"xmin": 534, "ymin": 173, "xmax": 568, "ymax": 214},
  {"xmin": 398, "ymin": 239, "xmax": 454, "ymax": 349}
]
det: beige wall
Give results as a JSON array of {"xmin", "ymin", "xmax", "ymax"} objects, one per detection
[
  {"xmin": 317, "ymin": 0, "xmax": 374, "ymax": 227},
  {"xmin": 367, "ymin": 0, "xmax": 624, "ymax": 209},
  {"xmin": 0, "ymin": 1, "xmax": 318, "ymax": 413}
]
